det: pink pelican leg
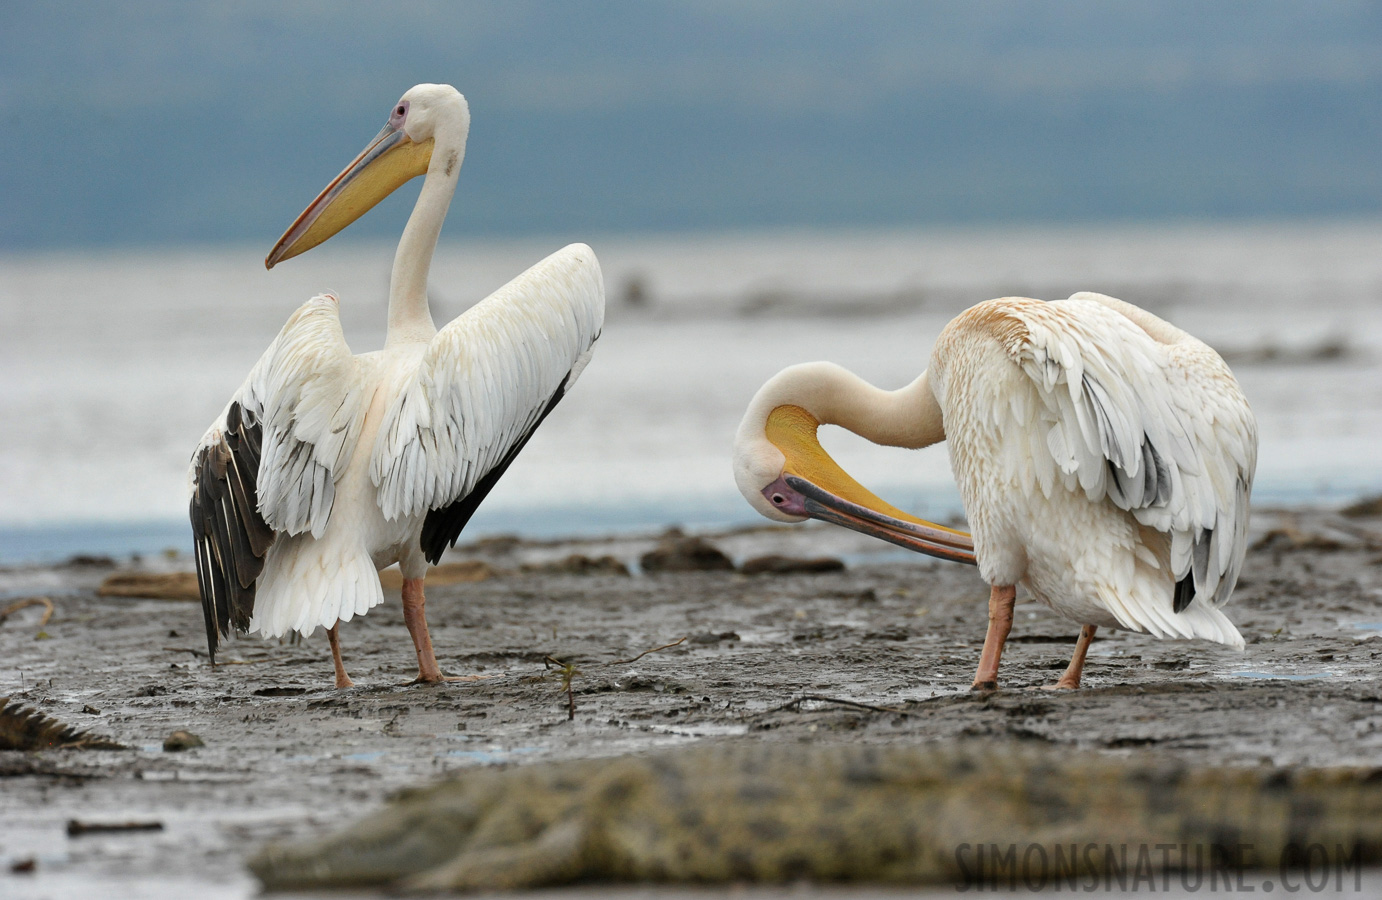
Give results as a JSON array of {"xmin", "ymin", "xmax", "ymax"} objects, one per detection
[
  {"xmin": 1044, "ymin": 624, "xmax": 1098, "ymax": 691},
  {"xmin": 402, "ymin": 577, "xmax": 447, "ymax": 683},
  {"xmin": 401, "ymin": 578, "xmax": 492, "ymax": 685},
  {"xmin": 971, "ymin": 585, "xmax": 1015, "ymax": 690},
  {"xmin": 327, "ymin": 624, "xmax": 353, "ymax": 689}
]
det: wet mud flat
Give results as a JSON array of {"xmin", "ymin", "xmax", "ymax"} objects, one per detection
[{"xmin": 2, "ymin": 507, "xmax": 1382, "ymax": 897}]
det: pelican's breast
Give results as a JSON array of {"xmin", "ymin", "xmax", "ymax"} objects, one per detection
[
  {"xmin": 341, "ymin": 347, "xmax": 432, "ymax": 570},
  {"xmin": 928, "ymin": 299, "xmax": 1044, "ymax": 587}
]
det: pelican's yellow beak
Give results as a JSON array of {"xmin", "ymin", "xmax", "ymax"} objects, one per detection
[
  {"xmin": 762, "ymin": 405, "xmax": 976, "ymax": 565},
  {"xmin": 265, "ymin": 123, "xmax": 435, "ymax": 268}
]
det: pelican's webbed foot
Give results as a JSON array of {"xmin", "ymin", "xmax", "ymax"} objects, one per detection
[{"xmin": 1039, "ymin": 624, "xmax": 1097, "ymax": 691}]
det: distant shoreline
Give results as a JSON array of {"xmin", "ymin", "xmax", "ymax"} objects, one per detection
[{"xmin": 4, "ymin": 487, "xmax": 1381, "ymax": 571}]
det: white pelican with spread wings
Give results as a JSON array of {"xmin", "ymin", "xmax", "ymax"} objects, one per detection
[{"xmin": 190, "ymin": 84, "xmax": 604, "ymax": 688}]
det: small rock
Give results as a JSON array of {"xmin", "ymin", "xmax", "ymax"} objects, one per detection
[
  {"xmin": 62, "ymin": 554, "xmax": 117, "ymax": 568},
  {"xmin": 98, "ymin": 572, "xmax": 199, "ymax": 601},
  {"xmin": 461, "ymin": 534, "xmax": 523, "ymax": 555},
  {"xmin": 1341, "ymin": 495, "xmax": 1382, "ymax": 518},
  {"xmin": 379, "ymin": 560, "xmax": 500, "ymax": 590},
  {"xmin": 163, "ymin": 730, "xmax": 204, "ymax": 752},
  {"xmin": 689, "ymin": 631, "xmax": 740, "ymax": 645},
  {"xmin": 522, "ymin": 554, "xmax": 630, "ymax": 576},
  {"xmin": 622, "ymin": 273, "xmax": 650, "ymax": 308},
  {"xmin": 739, "ymin": 554, "xmax": 845, "ymax": 575},
  {"xmin": 864, "ymin": 627, "xmax": 910, "ymax": 641},
  {"xmin": 1250, "ymin": 528, "xmax": 1344, "ymax": 553},
  {"xmin": 639, "ymin": 537, "xmax": 734, "ymax": 574},
  {"xmin": 10, "ymin": 857, "xmax": 35, "ymax": 874},
  {"xmin": 612, "ymin": 674, "xmax": 678, "ymax": 693}
]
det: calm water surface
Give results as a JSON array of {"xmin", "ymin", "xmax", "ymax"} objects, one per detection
[{"xmin": 2, "ymin": 223, "xmax": 1380, "ymax": 564}]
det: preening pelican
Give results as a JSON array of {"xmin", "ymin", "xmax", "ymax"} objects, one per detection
[
  {"xmin": 189, "ymin": 84, "xmax": 604, "ymax": 687},
  {"xmin": 734, "ymin": 293, "xmax": 1256, "ymax": 690}
]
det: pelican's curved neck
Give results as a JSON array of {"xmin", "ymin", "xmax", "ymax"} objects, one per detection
[
  {"xmin": 789, "ymin": 363, "xmax": 945, "ymax": 450},
  {"xmin": 386, "ymin": 133, "xmax": 466, "ymax": 348}
]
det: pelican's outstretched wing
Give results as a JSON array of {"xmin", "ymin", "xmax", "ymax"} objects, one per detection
[
  {"xmin": 371, "ymin": 243, "xmax": 605, "ymax": 563},
  {"xmin": 189, "ymin": 294, "xmax": 368, "ymax": 659},
  {"xmin": 994, "ymin": 293, "xmax": 1256, "ymax": 614}
]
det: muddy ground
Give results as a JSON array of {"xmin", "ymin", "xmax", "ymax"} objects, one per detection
[{"xmin": 2, "ymin": 507, "xmax": 1382, "ymax": 899}]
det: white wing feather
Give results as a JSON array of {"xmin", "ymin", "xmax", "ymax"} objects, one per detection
[
  {"xmin": 191, "ymin": 293, "xmax": 368, "ymax": 538},
  {"xmin": 372, "ymin": 243, "xmax": 605, "ymax": 520},
  {"xmin": 1007, "ymin": 293, "xmax": 1256, "ymax": 609}
]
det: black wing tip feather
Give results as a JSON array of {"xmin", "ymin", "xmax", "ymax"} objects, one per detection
[
  {"xmin": 1172, "ymin": 574, "xmax": 1196, "ymax": 613},
  {"xmin": 420, "ymin": 374, "xmax": 572, "ymax": 565},
  {"xmin": 189, "ymin": 401, "xmax": 274, "ymax": 662}
]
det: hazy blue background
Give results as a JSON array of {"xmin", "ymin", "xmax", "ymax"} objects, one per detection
[
  {"xmin": 3, "ymin": 1, "xmax": 1381, "ymax": 565},
  {"xmin": 4, "ymin": 0, "xmax": 1382, "ymax": 248}
]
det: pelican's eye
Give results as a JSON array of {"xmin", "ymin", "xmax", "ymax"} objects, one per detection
[
  {"xmin": 390, "ymin": 100, "xmax": 409, "ymax": 127},
  {"xmin": 771, "ymin": 493, "xmax": 786, "ymax": 505}
]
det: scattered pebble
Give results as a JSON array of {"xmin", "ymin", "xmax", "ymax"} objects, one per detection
[
  {"xmin": 163, "ymin": 730, "xmax": 204, "ymax": 752},
  {"xmin": 97, "ymin": 572, "xmax": 199, "ymax": 601},
  {"xmin": 1251, "ymin": 528, "xmax": 1345, "ymax": 553},
  {"xmin": 522, "ymin": 554, "xmax": 630, "ymax": 576},
  {"xmin": 639, "ymin": 537, "xmax": 734, "ymax": 573},
  {"xmin": 61, "ymin": 555, "xmax": 117, "ymax": 569},
  {"xmin": 689, "ymin": 631, "xmax": 740, "ymax": 644},
  {"xmin": 1341, "ymin": 495, "xmax": 1382, "ymax": 518},
  {"xmin": 379, "ymin": 560, "xmax": 500, "ymax": 589},
  {"xmin": 739, "ymin": 554, "xmax": 845, "ymax": 575}
]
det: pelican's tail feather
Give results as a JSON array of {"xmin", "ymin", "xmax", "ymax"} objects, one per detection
[
  {"xmin": 1085, "ymin": 519, "xmax": 1246, "ymax": 651},
  {"xmin": 249, "ymin": 535, "xmax": 383, "ymax": 639},
  {"xmin": 1096, "ymin": 576, "xmax": 1245, "ymax": 650},
  {"xmin": 1176, "ymin": 602, "xmax": 1246, "ymax": 650}
]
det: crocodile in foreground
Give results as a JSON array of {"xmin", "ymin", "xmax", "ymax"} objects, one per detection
[{"xmin": 250, "ymin": 741, "xmax": 1382, "ymax": 891}]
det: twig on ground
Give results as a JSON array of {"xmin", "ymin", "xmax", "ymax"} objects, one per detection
[
  {"xmin": 66, "ymin": 820, "xmax": 163, "ymax": 837},
  {"xmin": 0, "ymin": 597, "xmax": 54, "ymax": 629},
  {"xmin": 608, "ymin": 635, "xmax": 688, "ymax": 666},
  {"xmin": 761, "ymin": 693, "xmax": 917, "ymax": 719}
]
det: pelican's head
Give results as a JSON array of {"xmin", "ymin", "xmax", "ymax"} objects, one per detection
[
  {"xmin": 733, "ymin": 363, "xmax": 976, "ymax": 564},
  {"xmin": 265, "ymin": 84, "xmax": 470, "ymax": 268}
]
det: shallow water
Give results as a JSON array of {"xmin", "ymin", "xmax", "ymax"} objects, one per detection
[{"xmin": 2, "ymin": 222, "xmax": 1380, "ymax": 564}]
